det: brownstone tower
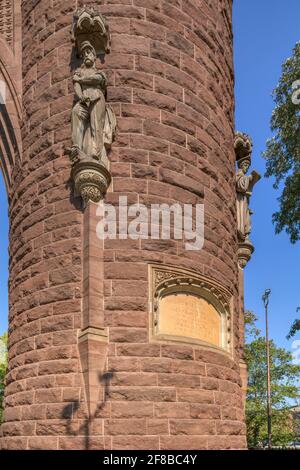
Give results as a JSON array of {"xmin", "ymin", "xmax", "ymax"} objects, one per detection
[{"xmin": 0, "ymin": 0, "xmax": 248, "ymax": 450}]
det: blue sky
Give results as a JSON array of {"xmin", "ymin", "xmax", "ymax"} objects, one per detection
[
  {"xmin": 1, "ymin": 2, "xmax": 300, "ymax": 359},
  {"xmin": 0, "ymin": 171, "xmax": 8, "ymax": 337},
  {"xmin": 234, "ymin": 0, "xmax": 300, "ymax": 353}
]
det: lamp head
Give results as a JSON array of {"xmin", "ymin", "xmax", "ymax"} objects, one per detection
[{"xmin": 262, "ymin": 289, "xmax": 271, "ymax": 307}]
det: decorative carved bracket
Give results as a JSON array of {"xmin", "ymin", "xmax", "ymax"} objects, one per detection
[
  {"xmin": 237, "ymin": 240, "xmax": 254, "ymax": 270},
  {"xmin": 71, "ymin": 161, "xmax": 111, "ymax": 206}
]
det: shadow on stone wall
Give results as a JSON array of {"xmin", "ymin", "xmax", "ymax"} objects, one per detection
[{"xmin": 62, "ymin": 371, "xmax": 114, "ymax": 450}]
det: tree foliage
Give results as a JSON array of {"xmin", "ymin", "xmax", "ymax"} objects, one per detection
[
  {"xmin": 287, "ymin": 319, "xmax": 300, "ymax": 340},
  {"xmin": 244, "ymin": 315, "xmax": 300, "ymax": 448},
  {"xmin": 244, "ymin": 310, "xmax": 260, "ymax": 338},
  {"xmin": 263, "ymin": 41, "xmax": 300, "ymax": 243},
  {"xmin": 287, "ymin": 307, "xmax": 300, "ymax": 340},
  {"xmin": 0, "ymin": 332, "xmax": 8, "ymax": 423}
]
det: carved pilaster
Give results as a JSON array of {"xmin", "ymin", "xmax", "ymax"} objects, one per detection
[
  {"xmin": 68, "ymin": 8, "xmax": 115, "ymax": 420},
  {"xmin": 78, "ymin": 201, "xmax": 108, "ymax": 419}
]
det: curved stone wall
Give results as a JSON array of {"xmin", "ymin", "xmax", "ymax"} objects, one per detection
[{"xmin": 1, "ymin": 0, "xmax": 246, "ymax": 450}]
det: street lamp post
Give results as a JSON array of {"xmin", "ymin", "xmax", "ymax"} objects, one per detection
[{"xmin": 262, "ymin": 288, "xmax": 272, "ymax": 450}]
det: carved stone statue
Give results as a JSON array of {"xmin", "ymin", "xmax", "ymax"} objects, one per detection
[
  {"xmin": 67, "ymin": 8, "xmax": 116, "ymax": 206},
  {"xmin": 236, "ymin": 160, "xmax": 260, "ymax": 242},
  {"xmin": 234, "ymin": 132, "xmax": 261, "ymax": 268},
  {"xmin": 70, "ymin": 41, "xmax": 115, "ymax": 167}
]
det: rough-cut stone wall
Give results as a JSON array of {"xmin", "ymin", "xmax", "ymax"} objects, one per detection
[{"xmin": 1, "ymin": 0, "xmax": 247, "ymax": 450}]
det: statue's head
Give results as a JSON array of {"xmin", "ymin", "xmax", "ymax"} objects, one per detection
[
  {"xmin": 80, "ymin": 41, "xmax": 96, "ymax": 67},
  {"xmin": 238, "ymin": 157, "xmax": 251, "ymax": 174}
]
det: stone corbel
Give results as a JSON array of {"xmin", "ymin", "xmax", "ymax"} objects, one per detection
[
  {"xmin": 71, "ymin": 161, "xmax": 111, "ymax": 207},
  {"xmin": 237, "ymin": 240, "xmax": 254, "ymax": 270}
]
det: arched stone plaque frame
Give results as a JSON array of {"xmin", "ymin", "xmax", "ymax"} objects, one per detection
[{"xmin": 149, "ymin": 265, "xmax": 233, "ymax": 354}]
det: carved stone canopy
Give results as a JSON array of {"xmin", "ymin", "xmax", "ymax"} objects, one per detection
[
  {"xmin": 234, "ymin": 131, "xmax": 253, "ymax": 165},
  {"xmin": 72, "ymin": 7, "xmax": 111, "ymax": 56}
]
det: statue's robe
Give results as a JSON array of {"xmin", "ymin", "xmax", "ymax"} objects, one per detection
[
  {"xmin": 72, "ymin": 69, "xmax": 107, "ymax": 159},
  {"xmin": 236, "ymin": 170, "xmax": 252, "ymax": 241}
]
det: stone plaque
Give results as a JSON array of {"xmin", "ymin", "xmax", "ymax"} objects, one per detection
[
  {"xmin": 158, "ymin": 293, "xmax": 221, "ymax": 347},
  {"xmin": 150, "ymin": 265, "xmax": 232, "ymax": 351}
]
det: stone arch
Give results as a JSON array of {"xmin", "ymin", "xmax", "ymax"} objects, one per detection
[{"xmin": 0, "ymin": 0, "xmax": 22, "ymax": 195}]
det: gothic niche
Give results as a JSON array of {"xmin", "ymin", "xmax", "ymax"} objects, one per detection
[
  {"xmin": 66, "ymin": 8, "xmax": 116, "ymax": 206},
  {"xmin": 150, "ymin": 266, "xmax": 232, "ymax": 352},
  {"xmin": 234, "ymin": 132, "xmax": 261, "ymax": 269}
]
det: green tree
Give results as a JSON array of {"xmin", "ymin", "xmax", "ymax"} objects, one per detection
[
  {"xmin": 263, "ymin": 41, "xmax": 300, "ymax": 243},
  {"xmin": 244, "ymin": 315, "xmax": 300, "ymax": 448},
  {"xmin": 287, "ymin": 307, "xmax": 300, "ymax": 340},
  {"xmin": 244, "ymin": 310, "xmax": 260, "ymax": 338},
  {"xmin": 0, "ymin": 332, "xmax": 8, "ymax": 423}
]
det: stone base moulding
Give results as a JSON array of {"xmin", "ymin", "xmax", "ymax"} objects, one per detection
[
  {"xmin": 149, "ymin": 265, "xmax": 234, "ymax": 355},
  {"xmin": 78, "ymin": 326, "xmax": 108, "ymax": 343},
  {"xmin": 78, "ymin": 327, "xmax": 108, "ymax": 419}
]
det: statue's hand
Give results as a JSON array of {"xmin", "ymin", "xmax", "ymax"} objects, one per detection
[
  {"xmin": 99, "ymin": 74, "xmax": 107, "ymax": 87},
  {"xmin": 73, "ymin": 72, "xmax": 82, "ymax": 83},
  {"xmin": 78, "ymin": 101, "xmax": 89, "ymax": 120},
  {"xmin": 80, "ymin": 96, "xmax": 91, "ymax": 106}
]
